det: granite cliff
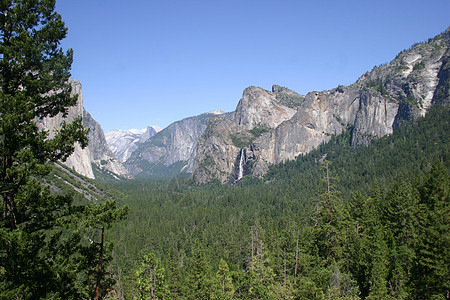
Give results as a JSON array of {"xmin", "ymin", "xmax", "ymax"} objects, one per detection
[
  {"xmin": 192, "ymin": 28, "xmax": 450, "ymax": 183},
  {"xmin": 124, "ymin": 110, "xmax": 225, "ymax": 177},
  {"xmin": 37, "ymin": 79, "xmax": 130, "ymax": 179},
  {"xmin": 192, "ymin": 117, "xmax": 255, "ymax": 184},
  {"xmin": 232, "ymin": 85, "xmax": 300, "ymax": 130},
  {"xmin": 192, "ymin": 85, "xmax": 304, "ymax": 184},
  {"xmin": 83, "ymin": 110, "xmax": 131, "ymax": 179}
]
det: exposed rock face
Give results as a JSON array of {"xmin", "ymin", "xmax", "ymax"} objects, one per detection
[
  {"xmin": 105, "ymin": 126, "xmax": 159, "ymax": 163},
  {"xmin": 105, "ymin": 130, "xmax": 142, "ymax": 163},
  {"xmin": 192, "ymin": 85, "xmax": 304, "ymax": 183},
  {"xmin": 37, "ymin": 79, "xmax": 94, "ymax": 178},
  {"xmin": 252, "ymin": 87, "xmax": 399, "ymax": 176},
  {"xmin": 232, "ymin": 86, "xmax": 299, "ymax": 130},
  {"xmin": 140, "ymin": 126, "xmax": 160, "ymax": 143},
  {"xmin": 354, "ymin": 28, "xmax": 449, "ymax": 117},
  {"xmin": 192, "ymin": 117, "xmax": 254, "ymax": 184},
  {"xmin": 37, "ymin": 79, "xmax": 130, "ymax": 179},
  {"xmin": 125, "ymin": 111, "xmax": 224, "ymax": 177},
  {"xmin": 83, "ymin": 110, "xmax": 131, "ymax": 179},
  {"xmin": 432, "ymin": 29, "xmax": 450, "ymax": 105},
  {"xmin": 192, "ymin": 28, "xmax": 449, "ymax": 184}
]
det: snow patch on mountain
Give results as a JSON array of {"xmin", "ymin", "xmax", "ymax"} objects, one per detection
[{"xmin": 105, "ymin": 126, "xmax": 160, "ymax": 162}]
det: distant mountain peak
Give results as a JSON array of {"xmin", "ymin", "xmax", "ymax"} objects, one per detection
[
  {"xmin": 208, "ymin": 109, "xmax": 225, "ymax": 115},
  {"xmin": 128, "ymin": 128, "xmax": 147, "ymax": 134},
  {"xmin": 105, "ymin": 125, "xmax": 160, "ymax": 162}
]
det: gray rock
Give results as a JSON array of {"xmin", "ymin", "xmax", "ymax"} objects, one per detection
[
  {"xmin": 232, "ymin": 86, "xmax": 297, "ymax": 130},
  {"xmin": 83, "ymin": 110, "xmax": 132, "ymax": 179},
  {"xmin": 105, "ymin": 126, "xmax": 159, "ymax": 163},
  {"xmin": 37, "ymin": 79, "xmax": 130, "ymax": 179},
  {"xmin": 192, "ymin": 117, "xmax": 254, "ymax": 184},
  {"xmin": 139, "ymin": 126, "xmax": 159, "ymax": 143},
  {"xmin": 125, "ymin": 111, "xmax": 224, "ymax": 177}
]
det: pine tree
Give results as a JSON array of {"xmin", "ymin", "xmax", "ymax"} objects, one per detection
[
  {"xmin": 383, "ymin": 181, "xmax": 420, "ymax": 298},
  {"xmin": 247, "ymin": 221, "xmax": 275, "ymax": 299},
  {"xmin": 413, "ymin": 161, "xmax": 449, "ymax": 299},
  {"xmin": 136, "ymin": 252, "xmax": 170, "ymax": 300},
  {"xmin": 0, "ymin": 1, "xmax": 127, "ymax": 298},
  {"xmin": 185, "ymin": 238, "xmax": 213, "ymax": 299},
  {"xmin": 312, "ymin": 161, "xmax": 349, "ymax": 264},
  {"xmin": 214, "ymin": 258, "xmax": 234, "ymax": 299}
]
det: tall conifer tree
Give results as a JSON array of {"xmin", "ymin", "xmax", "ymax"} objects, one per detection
[{"xmin": 0, "ymin": 1, "xmax": 127, "ymax": 298}]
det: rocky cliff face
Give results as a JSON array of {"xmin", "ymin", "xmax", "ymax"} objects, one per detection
[
  {"xmin": 37, "ymin": 79, "xmax": 130, "ymax": 179},
  {"xmin": 232, "ymin": 86, "xmax": 299, "ymax": 130},
  {"xmin": 192, "ymin": 85, "xmax": 306, "ymax": 183},
  {"xmin": 83, "ymin": 110, "xmax": 131, "ymax": 179},
  {"xmin": 124, "ymin": 110, "xmax": 224, "ymax": 177},
  {"xmin": 192, "ymin": 117, "xmax": 255, "ymax": 184},
  {"xmin": 192, "ymin": 28, "xmax": 449, "ymax": 184},
  {"xmin": 251, "ymin": 87, "xmax": 399, "ymax": 176},
  {"xmin": 354, "ymin": 28, "xmax": 449, "ymax": 117}
]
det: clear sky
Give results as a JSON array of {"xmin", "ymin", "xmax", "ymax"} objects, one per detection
[{"xmin": 55, "ymin": 0, "xmax": 449, "ymax": 132}]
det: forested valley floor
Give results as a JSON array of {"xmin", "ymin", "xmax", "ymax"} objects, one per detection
[{"xmin": 104, "ymin": 106, "xmax": 449, "ymax": 299}]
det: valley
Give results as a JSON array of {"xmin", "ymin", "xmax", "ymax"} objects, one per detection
[
  {"xmin": 1, "ymin": 2, "xmax": 448, "ymax": 297},
  {"xmin": 88, "ymin": 29, "xmax": 449, "ymax": 298}
]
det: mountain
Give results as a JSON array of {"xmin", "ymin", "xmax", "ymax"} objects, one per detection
[
  {"xmin": 121, "ymin": 85, "xmax": 303, "ymax": 180},
  {"xmin": 83, "ymin": 110, "xmax": 131, "ymax": 179},
  {"xmin": 37, "ymin": 79, "xmax": 131, "ymax": 179},
  {"xmin": 124, "ymin": 110, "xmax": 225, "ymax": 178},
  {"xmin": 105, "ymin": 126, "xmax": 161, "ymax": 163},
  {"xmin": 192, "ymin": 28, "xmax": 450, "ymax": 184},
  {"xmin": 192, "ymin": 86, "xmax": 304, "ymax": 184},
  {"xmin": 232, "ymin": 85, "xmax": 301, "ymax": 130}
]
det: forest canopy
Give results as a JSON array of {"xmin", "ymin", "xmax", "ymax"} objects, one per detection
[{"xmin": 107, "ymin": 106, "xmax": 449, "ymax": 299}]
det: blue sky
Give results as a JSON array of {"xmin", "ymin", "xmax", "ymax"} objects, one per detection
[{"xmin": 55, "ymin": 0, "xmax": 449, "ymax": 132}]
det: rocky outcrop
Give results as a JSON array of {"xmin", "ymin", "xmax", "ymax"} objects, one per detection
[
  {"xmin": 251, "ymin": 87, "xmax": 399, "ymax": 176},
  {"xmin": 37, "ymin": 79, "xmax": 94, "ymax": 178},
  {"xmin": 139, "ymin": 126, "xmax": 160, "ymax": 143},
  {"xmin": 125, "ymin": 111, "xmax": 224, "ymax": 177},
  {"xmin": 83, "ymin": 110, "xmax": 131, "ymax": 179},
  {"xmin": 353, "ymin": 28, "xmax": 449, "ymax": 117},
  {"xmin": 192, "ymin": 85, "xmax": 304, "ymax": 183},
  {"xmin": 432, "ymin": 29, "xmax": 450, "ymax": 105},
  {"xmin": 192, "ymin": 117, "xmax": 254, "ymax": 184},
  {"xmin": 192, "ymin": 28, "xmax": 449, "ymax": 184},
  {"xmin": 37, "ymin": 79, "xmax": 130, "ymax": 179},
  {"xmin": 232, "ymin": 86, "xmax": 299, "ymax": 130}
]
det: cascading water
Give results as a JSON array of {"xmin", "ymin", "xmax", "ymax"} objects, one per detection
[{"xmin": 237, "ymin": 148, "xmax": 245, "ymax": 181}]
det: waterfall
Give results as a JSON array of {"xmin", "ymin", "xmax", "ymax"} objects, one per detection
[{"xmin": 237, "ymin": 149, "xmax": 245, "ymax": 181}]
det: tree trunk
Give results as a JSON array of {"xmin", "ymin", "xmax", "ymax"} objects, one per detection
[{"xmin": 94, "ymin": 226, "xmax": 105, "ymax": 300}]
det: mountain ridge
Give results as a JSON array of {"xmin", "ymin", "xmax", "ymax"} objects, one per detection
[
  {"xmin": 53, "ymin": 28, "xmax": 449, "ymax": 183},
  {"xmin": 192, "ymin": 28, "xmax": 449, "ymax": 183},
  {"xmin": 124, "ymin": 111, "xmax": 227, "ymax": 177}
]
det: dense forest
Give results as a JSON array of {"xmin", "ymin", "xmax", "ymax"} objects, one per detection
[{"xmin": 104, "ymin": 106, "xmax": 449, "ymax": 299}]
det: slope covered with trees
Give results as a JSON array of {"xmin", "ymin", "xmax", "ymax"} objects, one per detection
[{"xmin": 106, "ymin": 105, "xmax": 449, "ymax": 299}]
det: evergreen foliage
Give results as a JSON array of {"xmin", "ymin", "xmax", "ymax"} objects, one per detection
[
  {"xmin": 0, "ymin": 1, "xmax": 128, "ymax": 298},
  {"xmin": 136, "ymin": 252, "xmax": 170, "ymax": 299},
  {"xmin": 107, "ymin": 106, "xmax": 449, "ymax": 298}
]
